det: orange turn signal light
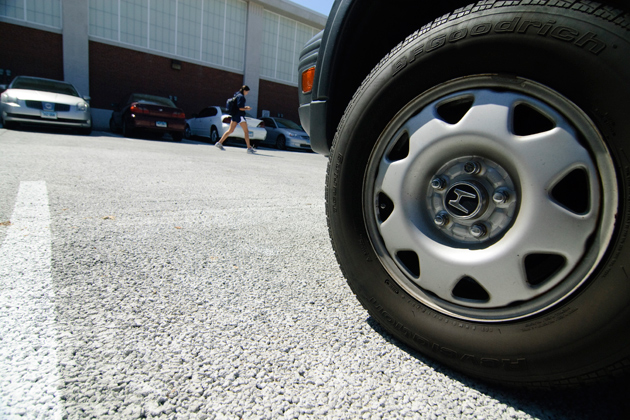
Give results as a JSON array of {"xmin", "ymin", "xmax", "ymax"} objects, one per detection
[{"xmin": 301, "ymin": 66, "xmax": 315, "ymax": 94}]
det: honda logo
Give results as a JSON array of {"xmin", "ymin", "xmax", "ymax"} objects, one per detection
[{"xmin": 445, "ymin": 182, "xmax": 484, "ymax": 219}]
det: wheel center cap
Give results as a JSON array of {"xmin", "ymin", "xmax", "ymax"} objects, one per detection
[{"xmin": 444, "ymin": 181, "xmax": 485, "ymax": 219}]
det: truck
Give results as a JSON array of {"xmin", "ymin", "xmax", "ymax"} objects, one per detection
[{"xmin": 298, "ymin": 0, "xmax": 630, "ymax": 388}]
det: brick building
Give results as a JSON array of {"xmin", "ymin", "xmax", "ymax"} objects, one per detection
[{"xmin": 0, "ymin": 0, "xmax": 325, "ymax": 129}]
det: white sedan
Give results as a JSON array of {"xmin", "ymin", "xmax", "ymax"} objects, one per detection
[
  {"xmin": 0, "ymin": 76, "xmax": 92, "ymax": 135},
  {"xmin": 184, "ymin": 106, "xmax": 267, "ymax": 146}
]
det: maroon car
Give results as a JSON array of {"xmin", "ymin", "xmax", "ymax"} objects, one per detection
[{"xmin": 109, "ymin": 93, "xmax": 185, "ymax": 141}]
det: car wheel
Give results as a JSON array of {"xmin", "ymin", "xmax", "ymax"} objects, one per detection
[
  {"xmin": 328, "ymin": 3, "xmax": 630, "ymax": 388},
  {"xmin": 184, "ymin": 124, "xmax": 192, "ymax": 139},
  {"xmin": 171, "ymin": 131, "xmax": 183, "ymax": 142},
  {"xmin": 122, "ymin": 117, "xmax": 134, "ymax": 138},
  {"xmin": 1, "ymin": 115, "xmax": 16, "ymax": 130},
  {"xmin": 109, "ymin": 117, "xmax": 118, "ymax": 134},
  {"xmin": 210, "ymin": 126, "xmax": 219, "ymax": 144},
  {"xmin": 276, "ymin": 135, "xmax": 286, "ymax": 150}
]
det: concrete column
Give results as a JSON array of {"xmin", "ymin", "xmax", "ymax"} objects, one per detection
[
  {"xmin": 62, "ymin": 0, "xmax": 89, "ymax": 97},
  {"xmin": 243, "ymin": 1, "xmax": 264, "ymax": 117}
]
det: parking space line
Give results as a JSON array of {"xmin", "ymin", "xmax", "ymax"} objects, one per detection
[{"xmin": 0, "ymin": 181, "xmax": 61, "ymax": 419}]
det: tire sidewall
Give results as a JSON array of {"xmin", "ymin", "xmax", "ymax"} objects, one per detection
[{"xmin": 329, "ymin": 6, "xmax": 630, "ymax": 383}]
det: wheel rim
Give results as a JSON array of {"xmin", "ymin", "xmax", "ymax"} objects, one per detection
[
  {"xmin": 277, "ymin": 136, "xmax": 286, "ymax": 149},
  {"xmin": 363, "ymin": 75, "xmax": 618, "ymax": 321},
  {"xmin": 185, "ymin": 125, "xmax": 191, "ymax": 139},
  {"xmin": 211, "ymin": 128, "xmax": 218, "ymax": 143}
]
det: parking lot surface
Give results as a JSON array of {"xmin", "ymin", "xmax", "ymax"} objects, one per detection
[{"xmin": 1, "ymin": 127, "xmax": 629, "ymax": 419}]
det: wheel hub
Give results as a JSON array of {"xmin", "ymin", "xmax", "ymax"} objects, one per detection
[{"xmin": 428, "ymin": 156, "xmax": 517, "ymax": 244}]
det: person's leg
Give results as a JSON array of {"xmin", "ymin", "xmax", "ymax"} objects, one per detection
[
  {"xmin": 218, "ymin": 121, "xmax": 238, "ymax": 145},
  {"xmin": 239, "ymin": 121, "xmax": 252, "ymax": 149}
]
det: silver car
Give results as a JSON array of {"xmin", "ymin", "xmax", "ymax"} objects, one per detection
[
  {"xmin": 261, "ymin": 117, "xmax": 311, "ymax": 150},
  {"xmin": 1, "ymin": 76, "xmax": 92, "ymax": 134},
  {"xmin": 184, "ymin": 106, "xmax": 267, "ymax": 146}
]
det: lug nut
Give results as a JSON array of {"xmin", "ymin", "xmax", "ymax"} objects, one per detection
[
  {"xmin": 434, "ymin": 213, "xmax": 449, "ymax": 227},
  {"xmin": 492, "ymin": 190, "xmax": 510, "ymax": 204},
  {"xmin": 431, "ymin": 177, "xmax": 446, "ymax": 190},
  {"xmin": 464, "ymin": 161, "xmax": 481, "ymax": 175},
  {"xmin": 470, "ymin": 223, "xmax": 487, "ymax": 238}
]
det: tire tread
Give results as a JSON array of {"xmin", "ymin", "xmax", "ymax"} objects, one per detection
[{"xmin": 325, "ymin": 0, "xmax": 630, "ymax": 389}]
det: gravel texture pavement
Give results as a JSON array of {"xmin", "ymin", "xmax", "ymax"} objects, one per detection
[{"xmin": 0, "ymin": 127, "xmax": 628, "ymax": 419}]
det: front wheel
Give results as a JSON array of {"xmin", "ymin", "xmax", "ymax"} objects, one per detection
[
  {"xmin": 184, "ymin": 124, "xmax": 192, "ymax": 139},
  {"xmin": 328, "ymin": 2, "xmax": 630, "ymax": 388},
  {"xmin": 276, "ymin": 135, "xmax": 286, "ymax": 150}
]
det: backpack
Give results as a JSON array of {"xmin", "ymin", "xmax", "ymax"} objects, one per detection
[{"xmin": 226, "ymin": 94, "xmax": 238, "ymax": 114}]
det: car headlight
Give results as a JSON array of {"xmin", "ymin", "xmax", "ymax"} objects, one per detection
[
  {"xmin": 77, "ymin": 101, "xmax": 89, "ymax": 111},
  {"xmin": 1, "ymin": 92, "xmax": 19, "ymax": 105}
]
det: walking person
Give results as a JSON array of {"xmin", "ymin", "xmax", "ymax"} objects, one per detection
[{"xmin": 215, "ymin": 85, "xmax": 256, "ymax": 154}]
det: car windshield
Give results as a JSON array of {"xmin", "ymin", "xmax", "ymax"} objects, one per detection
[
  {"xmin": 274, "ymin": 118, "xmax": 302, "ymax": 130},
  {"xmin": 10, "ymin": 77, "xmax": 80, "ymax": 97},
  {"xmin": 130, "ymin": 94, "xmax": 176, "ymax": 107}
]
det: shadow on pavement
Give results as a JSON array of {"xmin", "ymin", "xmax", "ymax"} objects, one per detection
[{"xmin": 366, "ymin": 316, "xmax": 630, "ymax": 420}]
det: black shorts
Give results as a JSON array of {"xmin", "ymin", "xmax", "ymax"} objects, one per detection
[{"xmin": 231, "ymin": 114, "xmax": 243, "ymax": 123}]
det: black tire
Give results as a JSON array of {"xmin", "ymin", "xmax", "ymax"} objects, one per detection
[
  {"xmin": 1, "ymin": 116, "xmax": 16, "ymax": 130},
  {"xmin": 122, "ymin": 117, "xmax": 134, "ymax": 138},
  {"xmin": 109, "ymin": 117, "xmax": 118, "ymax": 134},
  {"xmin": 184, "ymin": 124, "xmax": 192, "ymax": 139},
  {"xmin": 276, "ymin": 135, "xmax": 286, "ymax": 150},
  {"xmin": 210, "ymin": 126, "xmax": 219, "ymax": 144},
  {"xmin": 328, "ymin": 2, "xmax": 630, "ymax": 388},
  {"xmin": 76, "ymin": 127, "xmax": 92, "ymax": 136}
]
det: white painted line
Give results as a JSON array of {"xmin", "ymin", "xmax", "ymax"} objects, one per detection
[{"xmin": 0, "ymin": 181, "xmax": 62, "ymax": 419}]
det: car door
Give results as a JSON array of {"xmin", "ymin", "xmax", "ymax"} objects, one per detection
[
  {"xmin": 262, "ymin": 118, "xmax": 277, "ymax": 143},
  {"xmin": 191, "ymin": 108, "xmax": 212, "ymax": 137}
]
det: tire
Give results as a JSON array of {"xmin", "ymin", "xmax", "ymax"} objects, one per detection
[
  {"xmin": 1, "ymin": 115, "xmax": 16, "ymax": 130},
  {"xmin": 76, "ymin": 127, "xmax": 92, "ymax": 136},
  {"xmin": 276, "ymin": 135, "xmax": 286, "ymax": 150},
  {"xmin": 122, "ymin": 117, "xmax": 134, "ymax": 138},
  {"xmin": 328, "ymin": 2, "xmax": 630, "ymax": 388},
  {"xmin": 184, "ymin": 124, "xmax": 192, "ymax": 139},
  {"xmin": 109, "ymin": 117, "xmax": 118, "ymax": 134},
  {"xmin": 210, "ymin": 126, "xmax": 219, "ymax": 144}
]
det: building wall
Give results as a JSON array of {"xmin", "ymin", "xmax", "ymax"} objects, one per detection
[
  {"xmin": 0, "ymin": 22, "xmax": 64, "ymax": 86},
  {"xmin": 89, "ymin": 41, "xmax": 243, "ymax": 116},
  {"xmin": 1, "ymin": 1, "xmax": 326, "ymax": 127},
  {"xmin": 258, "ymin": 79, "xmax": 300, "ymax": 122}
]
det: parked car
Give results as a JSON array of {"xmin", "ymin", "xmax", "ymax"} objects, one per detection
[
  {"xmin": 298, "ymin": 0, "xmax": 630, "ymax": 388},
  {"xmin": 184, "ymin": 106, "xmax": 266, "ymax": 146},
  {"xmin": 110, "ymin": 94, "xmax": 185, "ymax": 141},
  {"xmin": 0, "ymin": 75, "xmax": 91, "ymax": 134},
  {"xmin": 260, "ymin": 117, "xmax": 311, "ymax": 150}
]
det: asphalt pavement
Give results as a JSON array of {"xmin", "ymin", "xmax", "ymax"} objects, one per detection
[{"xmin": 0, "ymin": 127, "xmax": 629, "ymax": 419}]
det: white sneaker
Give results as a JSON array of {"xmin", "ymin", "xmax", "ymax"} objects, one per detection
[
  {"xmin": 215, "ymin": 142, "xmax": 225, "ymax": 150},
  {"xmin": 247, "ymin": 147, "xmax": 257, "ymax": 154}
]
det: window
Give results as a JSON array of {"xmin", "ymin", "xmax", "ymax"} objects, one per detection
[
  {"xmin": 87, "ymin": 0, "xmax": 247, "ymax": 71},
  {"xmin": 120, "ymin": 0, "xmax": 148, "ymax": 47},
  {"xmin": 0, "ymin": 0, "xmax": 61, "ymax": 28},
  {"xmin": 261, "ymin": 10, "xmax": 319, "ymax": 84}
]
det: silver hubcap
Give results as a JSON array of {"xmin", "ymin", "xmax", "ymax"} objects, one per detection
[{"xmin": 364, "ymin": 76, "xmax": 617, "ymax": 321}]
